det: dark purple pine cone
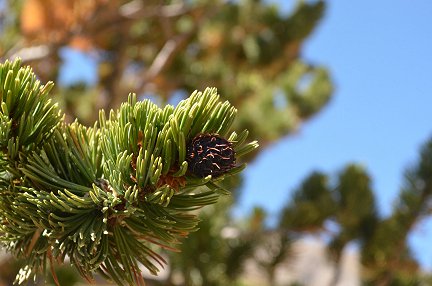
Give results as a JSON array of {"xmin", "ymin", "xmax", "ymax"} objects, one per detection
[{"xmin": 186, "ymin": 134, "xmax": 236, "ymax": 178}]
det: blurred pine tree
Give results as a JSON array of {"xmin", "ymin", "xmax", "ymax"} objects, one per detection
[{"xmin": 280, "ymin": 149, "xmax": 432, "ymax": 285}]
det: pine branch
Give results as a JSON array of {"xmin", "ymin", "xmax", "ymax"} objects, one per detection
[
  {"xmin": 363, "ymin": 138, "xmax": 432, "ymax": 285},
  {"xmin": 0, "ymin": 59, "xmax": 258, "ymax": 285}
]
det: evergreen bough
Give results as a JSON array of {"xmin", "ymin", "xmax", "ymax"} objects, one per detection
[{"xmin": 0, "ymin": 59, "xmax": 258, "ymax": 285}]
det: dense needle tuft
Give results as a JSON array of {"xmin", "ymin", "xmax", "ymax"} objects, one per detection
[{"xmin": 0, "ymin": 59, "xmax": 258, "ymax": 286}]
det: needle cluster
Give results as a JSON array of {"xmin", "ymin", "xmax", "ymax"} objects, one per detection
[{"xmin": 0, "ymin": 59, "xmax": 258, "ymax": 285}]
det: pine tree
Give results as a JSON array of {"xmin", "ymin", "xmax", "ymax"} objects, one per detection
[
  {"xmin": 280, "ymin": 139, "xmax": 432, "ymax": 285},
  {"xmin": 362, "ymin": 138, "xmax": 432, "ymax": 285},
  {"xmin": 0, "ymin": 58, "xmax": 258, "ymax": 285},
  {"xmin": 1, "ymin": 0, "xmax": 332, "ymax": 146},
  {"xmin": 279, "ymin": 164, "xmax": 378, "ymax": 285}
]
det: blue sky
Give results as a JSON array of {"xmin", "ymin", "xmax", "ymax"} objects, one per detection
[{"xmin": 235, "ymin": 0, "xmax": 432, "ymax": 269}]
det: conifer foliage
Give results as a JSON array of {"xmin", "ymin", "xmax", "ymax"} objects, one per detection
[{"xmin": 0, "ymin": 59, "xmax": 258, "ymax": 285}]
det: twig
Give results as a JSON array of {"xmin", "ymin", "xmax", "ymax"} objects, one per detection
[
  {"xmin": 26, "ymin": 228, "xmax": 42, "ymax": 257},
  {"xmin": 48, "ymin": 247, "xmax": 60, "ymax": 286},
  {"xmin": 4, "ymin": 45, "xmax": 51, "ymax": 62},
  {"xmin": 120, "ymin": 1, "xmax": 189, "ymax": 19}
]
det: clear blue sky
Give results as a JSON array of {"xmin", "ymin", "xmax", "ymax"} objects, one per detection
[{"xmin": 235, "ymin": 0, "xmax": 432, "ymax": 269}]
